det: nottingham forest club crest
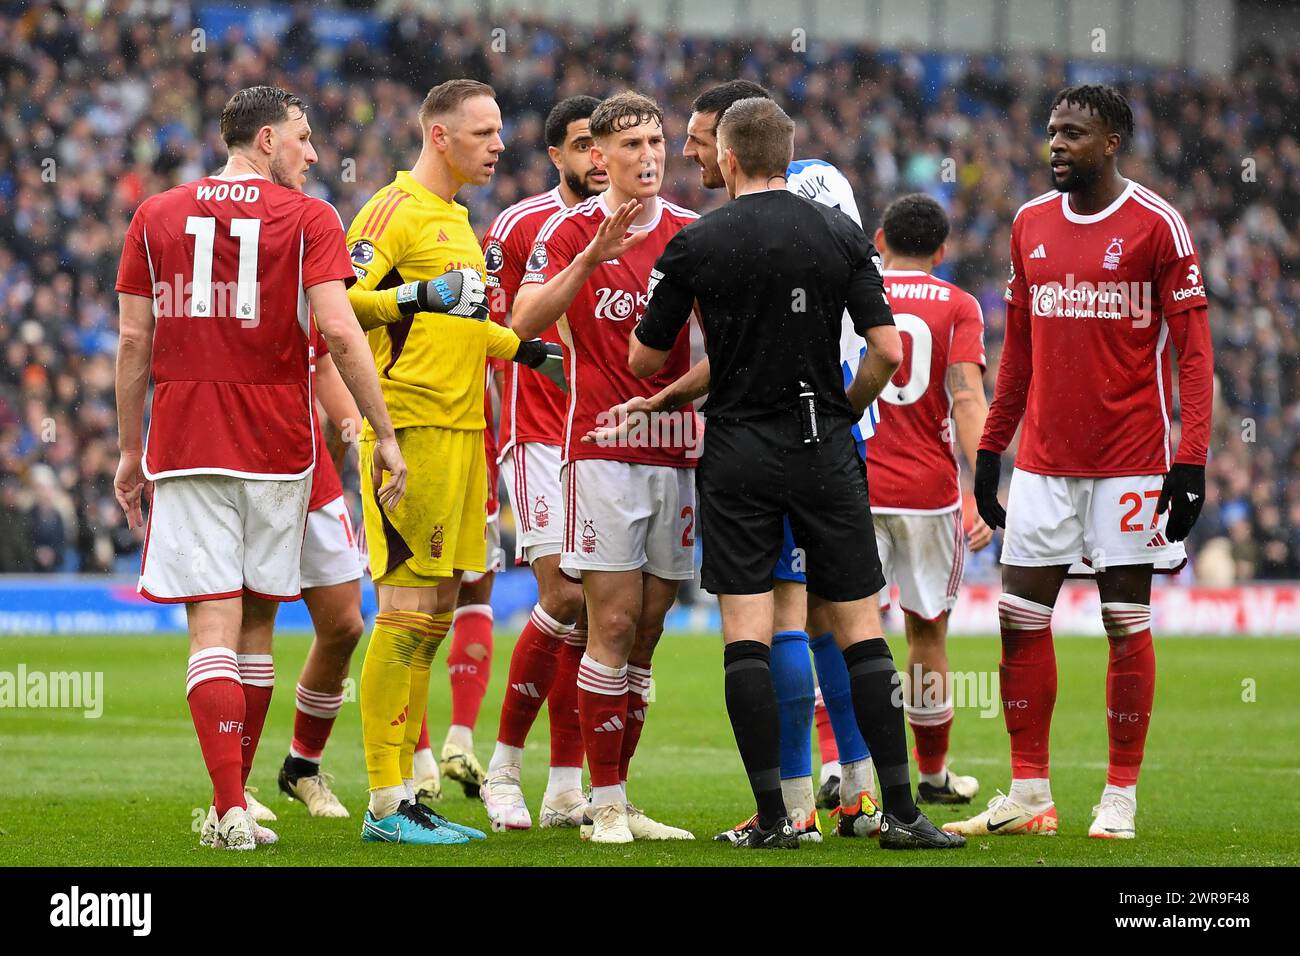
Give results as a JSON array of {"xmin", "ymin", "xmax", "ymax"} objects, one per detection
[
  {"xmin": 580, "ymin": 520, "xmax": 597, "ymax": 554},
  {"xmin": 430, "ymin": 525, "xmax": 444, "ymax": 560},
  {"xmin": 533, "ymin": 496, "xmax": 550, "ymax": 529},
  {"xmin": 1103, "ymin": 237, "xmax": 1124, "ymax": 271}
]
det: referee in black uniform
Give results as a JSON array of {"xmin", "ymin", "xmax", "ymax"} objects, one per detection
[{"xmin": 629, "ymin": 98, "xmax": 964, "ymax": 850}]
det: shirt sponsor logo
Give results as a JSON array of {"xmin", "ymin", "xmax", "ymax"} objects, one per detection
[
  {"xmin": 593, "ymin": 287, "xmax": 648, "ymax": 322},
  {"xmin": 1172, "ymin": 263, "xmax": 1205, "ymax": 301},
  {"xmin": 1029, "ymin": 276, "xmax": 1152, "ymax": 322},
  {"xmin": 485, "ymin": 239, "xmax": 505, "ymax": 274},
  {"xmin": 350, "ymin": 240, "xmax": 375, "ymax": 264}
]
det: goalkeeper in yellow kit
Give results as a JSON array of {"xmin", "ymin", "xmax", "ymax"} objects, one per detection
[{"xmin": 346, "ymin": 79, "xmax": 564, "ymax": 846}]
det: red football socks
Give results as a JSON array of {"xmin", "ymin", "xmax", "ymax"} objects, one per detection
[
  {"xmin": 997, "ymin": 594, "xmax": 1057, "ymax": 780},
  {"xmin": 1101, "ymin": 603, "xmax": 1156, "ymax": 787},
  {"xmin": 186, "ymin": 648, "xmax": 246, "ymax": 816}
]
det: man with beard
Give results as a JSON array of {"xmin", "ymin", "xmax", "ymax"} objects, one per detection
[{"xmin": 946, "ymin": 85, "xmax": 1213, "ymax": 840}]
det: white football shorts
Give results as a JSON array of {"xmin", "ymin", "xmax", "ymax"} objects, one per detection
[
  {"xmin": 874, "ymin": 508, "xmax": 964, "ymax": 621},
  {"xmin": 462, "ymin": 512, "xmax": 506, "ymax": 584},
  {"xmin": 299, "ymin": 494, "xmax": 364, "ymax": 590},
  {"xmin": 560, "ymin": 458, "xmax": 696, "ymax": 581},
  {"xmin": 1001, "ymin": 468, "xmax": 1186, "ymax": 573},
  {"xmin": 140, "ymin": 474, "xmax": 310, "ymax": 602},
  {"xmin": 500, "ymin": 441, "xmax": 565, "ymax": 565}
]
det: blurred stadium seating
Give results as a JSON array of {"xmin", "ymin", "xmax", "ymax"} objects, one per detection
[{"xmin": 1, "ymin": 0, "xmax": 1296, "ymax": 586}]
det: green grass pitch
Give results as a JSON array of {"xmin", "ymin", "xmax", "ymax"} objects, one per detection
[{"xmin": 2, "ymin": 632, "xmax": 1297, "ymax": 866}]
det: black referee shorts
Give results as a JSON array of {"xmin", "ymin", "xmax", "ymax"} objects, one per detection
[{"xmin": 696, "ymin": 416, "xmax": 885, "ymax": 602}]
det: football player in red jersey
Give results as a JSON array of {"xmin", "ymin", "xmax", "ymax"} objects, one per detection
[
  {"xmin": 511, "ymin": 92, "xmax": 699, "ymax": 844},
  {"xmin": 113, "ymin": 86, "xmax": 406, "ymax": 850},
  {"xmin": 865, "ymin": 194, "xmax": 992, "ymax": 804},
  {"xmin": 476, "ymin": 96, "xmax": 609, "ymax": 831},
  {"xmin": 946, "ymin": 86, "xmax": 1213, "ymax": 841}
]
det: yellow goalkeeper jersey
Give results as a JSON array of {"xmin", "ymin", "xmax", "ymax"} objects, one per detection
[{"xmin": 346, "ymin": 170, "xmax": 519, "ymax": 434}]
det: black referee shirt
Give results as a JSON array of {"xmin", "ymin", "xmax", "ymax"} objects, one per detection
[{"xmin": 634, "ymin": 189, "xmax": 894, "ymax": 427}]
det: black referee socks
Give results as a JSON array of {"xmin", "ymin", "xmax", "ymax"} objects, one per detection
[
  {"xmin": 723, "ymin": 641, "xmax": 787, "ymax": 830},
  {"xmin": 843, "ymin": 639, "xmax": 920, "ymax": 824}
]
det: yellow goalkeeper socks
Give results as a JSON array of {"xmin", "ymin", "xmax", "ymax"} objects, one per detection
[
  {"xmin": 399, "ymin": 611, "xmax": 452, "ymax": 781},
  {"xmin": 361, "ymin": 610, "xmax": 434, "ymax": 802}
]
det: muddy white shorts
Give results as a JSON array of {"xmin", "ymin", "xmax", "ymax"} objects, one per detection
[
  {"xmin": 140, "ymin": 474, "xmax": 310, "ymax": 602},
  {"xmin": 874, "ymin": 508, "xmax": 964, "ymax": 621},
  {"xmin": 560, "ymin": 458, "xmax": 696, "ymax": 581},
  {"xmin": 300, "ymin": 495, "xmax": 364, "ymax": 590},
  {"xmin": 1001, "ymin": 468, "xmax": 1186, "ymax": 573}
]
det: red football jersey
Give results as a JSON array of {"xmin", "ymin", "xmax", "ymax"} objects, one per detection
[
  {"xmin": 484, "ymin": 188, "xmax": 567, "ymax": 453},
  {"xmin": 869, "ymin": 270, "xmax": 986, "ymax": 512},
  {"xmin": 522, "ymin": 193, "xmax": 700, "ymax": 467},
  {"xmin": 115, "ymin": 173, "xmax": 354, "ymax": 480},
  {"xmin": 307, "ymin": 332, "xmax": 344, "ymax": 512},
  {"xmin": 981, "ymin": 181, "xmax": 1213, "ymax": 477}
]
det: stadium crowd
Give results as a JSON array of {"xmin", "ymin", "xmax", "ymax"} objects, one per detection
[{"xmin": 0, "ymin": 1, "xmax": 1296, "ymax": 581}]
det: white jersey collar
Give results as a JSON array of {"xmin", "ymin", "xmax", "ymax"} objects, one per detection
[
  {"xmin": 598, "ymin": 191, "xmax": 663, "ymax": 233},
  {"xmin": 1061, "ymin": 179, "xmax": 1136, "ymax": 224}
]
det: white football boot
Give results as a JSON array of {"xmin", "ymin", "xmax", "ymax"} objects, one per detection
[
  {"xmin": 200, "ymin": 806, "xmax": 220, "ymax": 847},
  {"xmin": 282, "ymin": 771, "xmax": 349, "ymax": 818},
  {"xmin": 943, "ymin": 790, "xmax": 1058, "ymax": 837},
  {"xmin": 481, "ymin": 767, "xmax": 532, "ymax": 831},
  {"xmin": 538, "ymin": 788, "xmax": 587, "ymax": 828},
  {"xmin": 1089, "ymin": 791, "xmax": 1137, "ymax": 840},
  {"xmin": 244, "ymin": 788, "xmax": 277, "ymax": 822},
  {"xmin": 585, "ymin": 803, "xmax": 633, "ymax": 844},
  {"xmin": 216, "ymin": 807, "xmax": 259, "ymax": 851},
  {"xmin": 625, "ymin": 803, "xmax": 694, "ymax": 840}
]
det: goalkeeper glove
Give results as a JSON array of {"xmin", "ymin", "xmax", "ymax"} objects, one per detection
[
  {"xmin": 395, "ymin": 267, "xmax": 488, "ymax": 320},
  {"xmin": 1156, "ymin": 463, "xmax": 1205, "ymax": 541},
  {"xmin": 973, "ymin": 449, "xmax": 1007, "ymax": 530},
  {"xmin": 514, "ymin": 339, "xmax": 568, "ymax": 393}
]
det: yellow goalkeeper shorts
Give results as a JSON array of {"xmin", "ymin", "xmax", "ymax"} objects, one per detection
[{"xmin": 360, "ymin": 426, "xmax": 487, "ymax": 586}]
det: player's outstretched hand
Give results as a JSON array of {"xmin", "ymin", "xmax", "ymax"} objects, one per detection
[
  {"xmin": 973, "ymin": 449, "xmax": 1006, "ymax": 530},
  {"xmin": 1156, "ymin": 463, "xmax": 1205, "ymax": 541},
  {"xmin": 113, "ymin": 450, "xmax": 150, "ymax": 530},
  {"xmin": 582, "ymin": 396, "xmax": 654, "ymax": 446},
  {"xmin": 967, "ymin": 514, "xmax": 994, "ymax": 551},
  {"xmin": 372, "ymin": 437, "xmax": 407, "ymax": 511},
  {"xmin": 402, "ymin": 267, "xmax": 488, "ymax": 321},
  {"xmin": 580, "ymin": 199, "xmax": 649, "ymax": 267},
  {"xmin": 514, "ymin": 339, "xmax": 569, "ymax": 393}
]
